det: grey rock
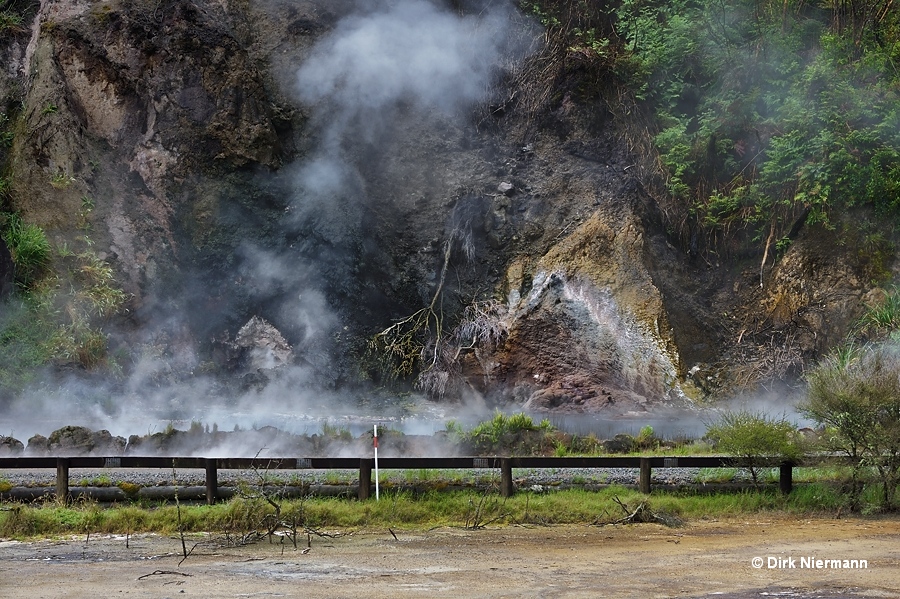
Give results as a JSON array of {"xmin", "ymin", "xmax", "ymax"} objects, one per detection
[
  {"xmin": 0, "ymin": 436, "xmax": 24, "ymax": 455},
  {"xmin": 497, "ymin": 181, "xmax": 515, "ymax": 196},
  {"xmin": 26, "ymin": 434, "xmax": 50, "ymax": 456}
]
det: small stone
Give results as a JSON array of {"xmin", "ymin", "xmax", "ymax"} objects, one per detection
[{"xmin": 497, "ymin": 181, "xmax": 515, "ymax": 196}]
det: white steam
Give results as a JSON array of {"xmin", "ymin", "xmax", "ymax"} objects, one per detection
[
  {"xmin": 288, "ymin": 0, "xmax": 529, "ymax": 235},
  {"xmin": 1, "ymin": 0, "xmax": 538, "ymax": 447},
  {"xmin": 296, "ymin": 0, "xmax": 511, "ymax": 116}
]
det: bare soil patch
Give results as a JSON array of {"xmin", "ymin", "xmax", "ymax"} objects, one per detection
[{"xmin": 1, "ymin": 516, "xmax": 898, "ymax": 597}]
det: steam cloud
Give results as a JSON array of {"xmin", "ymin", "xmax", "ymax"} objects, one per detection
[
  {"xmin": 296, "ymin": 0, "xmax": 515, "ymax": 118},
  {"xmin": 285, "ymin": 0, "xmax": 530, "ymax": 269},
  {"xmin": 1, "ymin": 0, "xmax": 534, "ymax": 448}
]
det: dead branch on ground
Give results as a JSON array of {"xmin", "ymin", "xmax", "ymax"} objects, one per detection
[
  {"xmin": 137, "ymin": 570, "xmax": 193, "ymax": 581},
  {"xmin": 224, "ymin": 450, "xmax": 338, "ymax": 552},
  {"xmin": 605, "ymin": 496, "xmax": 683, "ymax": 528}
]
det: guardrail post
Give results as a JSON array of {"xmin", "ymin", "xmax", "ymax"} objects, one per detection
[
  {"xmin": 56, "ymin": 458, "xmax": 70, "ymax": 504},
  {"xmin": 779, "ymin": 462, "xmax": 793, "ymax": 495},
  {"xmin": 500, "ymin": 458, "xmax": 513, "ymax": 497},
  {"xmin": 359, "ymin": 459, "xmax": 372, "ymax": 500},
  {"xmin": 639, "ymin": 458, "xmax": 651, "ymax": 494},
  {"xmin": 205, "ymin": 458, "xmax": 218, "ymax": 505}
]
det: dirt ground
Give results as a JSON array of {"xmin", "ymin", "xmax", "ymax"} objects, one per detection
[{"xmin": 0, "ymin": 516, "xmax": 898, "ymax": 598}]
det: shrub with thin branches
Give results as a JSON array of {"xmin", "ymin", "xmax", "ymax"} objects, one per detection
[
  {"xmin": 705, "ymin": 410, "xmax": 804, "ymax": 488},
  {"xmin": 804, "ymin": 343, "xmax": 900, "ymax": 511}
]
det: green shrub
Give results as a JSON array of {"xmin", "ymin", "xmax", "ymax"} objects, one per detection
[
  {"xmin": 50, "ymin": 319, "xmax": 109, "ymax": 369},
  {"xmin": 2, "ymin": 214, "xmax": 51, "ymax": 287},
  {"xmin": 76, "ymin": 251, "xmax": 127, "ymax": 317},
  {"xmin": 804, "ymin": 342, "xmax": 900, "ymax": 511},
  {"xmin": 857, "ymin": 287, "xmax": 900, "ymax": 337},
  {"xmin": 705, "ymin": 410, "xmax": 804, "ymax": 487},
  {"xmin": 116, "ymin": 481, "xmax": 142, "ymax": 496},
  {"xmin": 468, "ymin": 412, "xmax": 555, "ymax": 454},
  {"xmin": 636, "ymin": 425, "xmax": 658, "ymax": 450},
  {"xmin": 0, "ymin": 292, "xmax": 58, "ymax": 392},
  {"xmin": 321, "ymin": 422, "xmax": 353, "ymax": 442}
]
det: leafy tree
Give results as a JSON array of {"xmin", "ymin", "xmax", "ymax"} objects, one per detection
[{"xmin": 705, "ymin": 409, "xmax": 804, "ymax": 487}]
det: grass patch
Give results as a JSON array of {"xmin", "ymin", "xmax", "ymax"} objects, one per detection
[
  {"xmin": 0, "ymin": 224, "xmax": 128, "ymax": 390},
  {"xmin": 644, "ymin": 484, "xmax": 845, "ymax": 519},
  {"xmin": 1, "ymin": 213, "xmax": 51, "ymax": 287},
  {"xmin": 791, "ymin": 466, "xmax": 853, "ymax": 483},
  {"xmin": 0, "ymin": 484, "xmax": 850, "ymax": 540},
  {"xmin": 621, "ymin": 443, "xmax": 716, "ymax": 457},
  {"xmin": 0, "ymin": 10, "xmax": 24, "ymax": 34},
  {"xmin": 322, "ymin": 472, "xmax": 345, "ymax": 485},
  {"xmin": 695, "ymin": 468, "xmax": 737, "ymax": 483}
]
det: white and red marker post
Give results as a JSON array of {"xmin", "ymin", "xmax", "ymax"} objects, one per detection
[{"xmin": 373, "ymin": 424, "xmax": 380, "ymax": 501}]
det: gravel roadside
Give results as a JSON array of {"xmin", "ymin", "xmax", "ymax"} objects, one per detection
[{"xmin": 0, "ymin": 466, "xmax": 719, "ymax": 489}]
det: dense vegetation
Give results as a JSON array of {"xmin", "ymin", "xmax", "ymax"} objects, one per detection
[
  {"xmin": 525, "ymin": 0, "xmax": 900, "ymax": 261},
  {"xmin": 0, "ymin": 116, "xmax": 126, "ymax": 390}
]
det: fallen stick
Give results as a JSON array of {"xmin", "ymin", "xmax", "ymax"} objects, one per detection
[{"xmin": 137, "ymin": 570, "xmax": 193, "ymax": 580}]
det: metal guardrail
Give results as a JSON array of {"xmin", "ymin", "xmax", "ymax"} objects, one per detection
[{"xmin": 0, "ymin": 455, "xmax": 797, "ymax": 503}]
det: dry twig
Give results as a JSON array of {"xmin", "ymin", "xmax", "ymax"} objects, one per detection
[
  {"xmin": 137, "ymin": 570, "xmax": 192, "ymax": 581},
  {"xmin": 606, "ymin": 496, "xmax": 682, "ymax": 527}
]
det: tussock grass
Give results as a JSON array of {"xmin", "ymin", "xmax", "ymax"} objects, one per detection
[
  {"xmin": 0, "ymin": 484, "xmax": 847, "ymax": 540},
  {"xmin": 1, "ymin": 214, "xmax": 51, "ymax": 287}
]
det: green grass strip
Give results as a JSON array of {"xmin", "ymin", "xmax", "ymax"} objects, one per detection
[{"xmin": 0, "ymin": 484, "xmax": 847, "ymax": 539}]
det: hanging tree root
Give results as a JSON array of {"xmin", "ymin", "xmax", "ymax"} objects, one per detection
[
  {"xmin": 369, "ymin": 241, "xmax": 510, "ymax": 398},
  {"xmin": 369, "ymin": 240, "xmax": 452, "ymax": 381}
]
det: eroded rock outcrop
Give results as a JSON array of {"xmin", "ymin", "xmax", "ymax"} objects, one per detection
[
  {"xmin": 9, "ymin": 0, "xmax": 292, "ymax": 303},
  {"xmin": 471, "ymin": 195, "xmax": 687, "ymax": 415},
  {"xmin": 230, "ymin": 316, "xmax": 293, "ymax": 371}
]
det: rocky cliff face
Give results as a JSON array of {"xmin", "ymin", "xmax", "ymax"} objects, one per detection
[
  {"xmin": 10, "ymin": 0, "xmax": 292, "ymax": 298},
  {"xmin": 0, "ymin": 0, "xmax": 890, "ymax": 426}
]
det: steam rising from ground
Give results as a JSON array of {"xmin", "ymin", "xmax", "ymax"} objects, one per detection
[
  {"xmin": 0, "ymin": 1, "xmax": 812, "ymax": 449},
  {"xmin": 296, "ymin": 0, "xmax": 516, "ymax": 120},
  {"xmin": 1, "ymin": 0, "xmax": 535, "ymax": 443},
  {"xmin": 286, "ymin": 0, "xmax": 532, "ymax": 274}
]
